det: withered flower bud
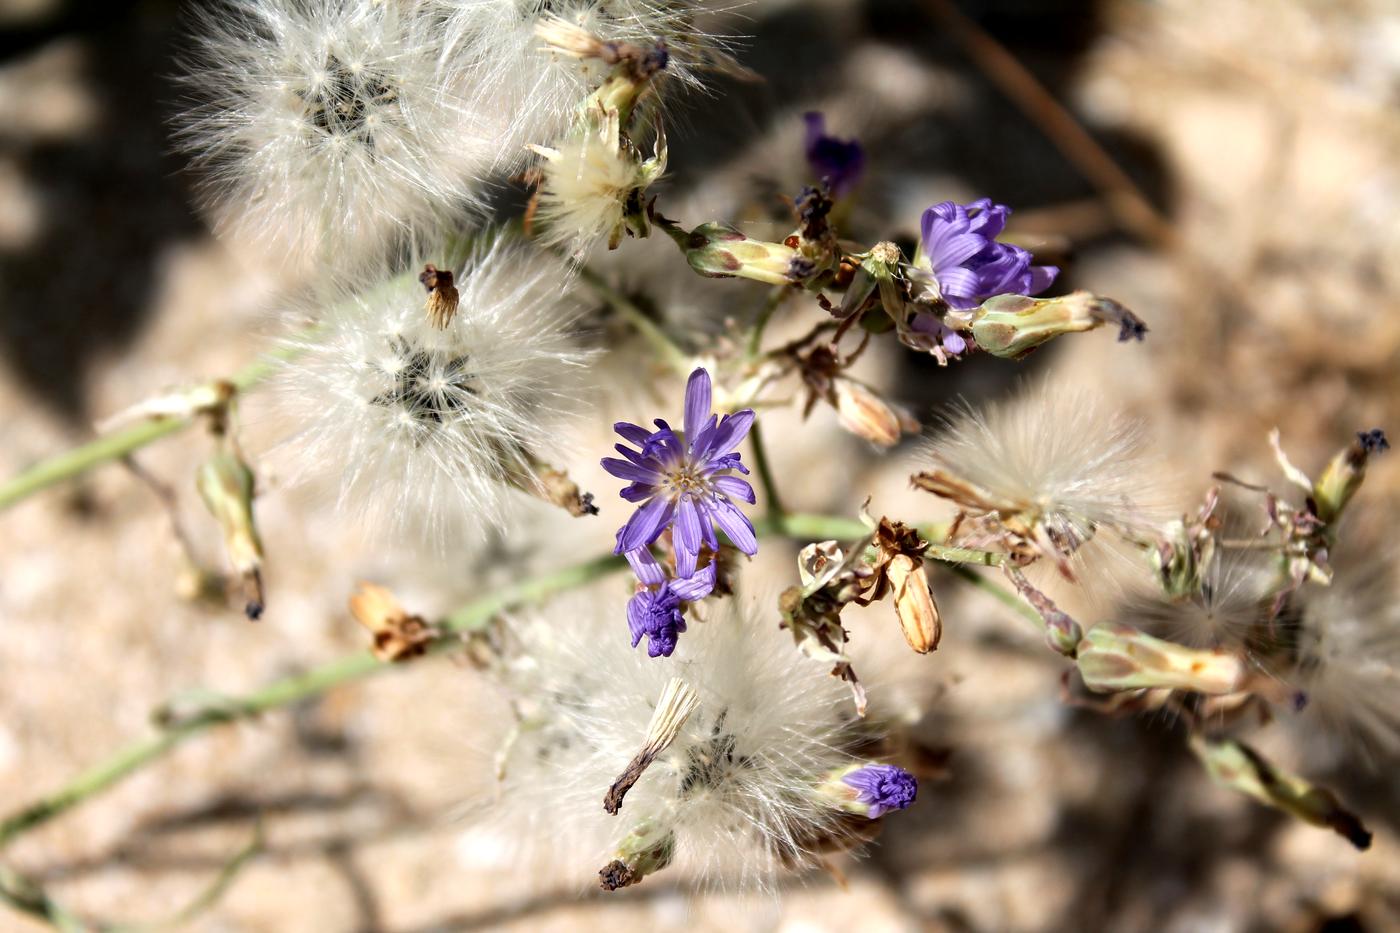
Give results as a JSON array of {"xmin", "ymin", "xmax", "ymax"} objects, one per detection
[
  {"xmin": 833, "ymin": 379, "xmax": 917, "ymax": 448},
  {"xmin": 859, "ymin": 518, "xmax": 941, "ymax": 655},
  {"xmin": 971, "ymin": 292, "xmax": 1147, "ymax": 359},
  {"xmin": 1076, "ymin": 623, "xmax": 1245, "ymax": 694},
  {"xmin": 599, "ymin": 818, "xmax": 677, "ymax": 891},
  {"xmin": 349, "ymin": 581, "xmax": 437, "ymax": 662},
  {"xmin": 1312, "ymin": 428, "xmax": 1388, "ymax": 524},
  {"xmin": 196, "ymin": 448, "xmax": 265, "ymax": 620},
  {"xmin": 783, "ymin": 539, "xmax": 877, "ymax": 714},
  {"xmin": 419, "ymin": 264, "xmax": 459, "ymax": 329},
  {"xmin": 1190, "ymin": 735, "xmax": 1371, "ymax": 850}
]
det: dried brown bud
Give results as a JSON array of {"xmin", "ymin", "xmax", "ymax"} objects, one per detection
[
  {"xmin": 420, "ymin": 264, "xmax": 460, "ymax": 329},
  {"xmin": 349, "ymin": 582, "xmax": 437, "ymax": 662},
  {"xmin": 887, "ymin": 554, "xmax": 941, "ymax": 653},
  {"xmin": 833, "ymin": 379, "xmax": 916, "ymax": 447}
]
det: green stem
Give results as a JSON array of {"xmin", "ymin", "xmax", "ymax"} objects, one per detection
[
  {"xmin": 0, "ymin": 516, "xmax": 1019, "ymax": 859},
  {"xmin": 575, "ymin": 264, "xmax": 690, "ymax": 374},
  {"xmin": 0, "ymin": 552, "xmax": 627, "ymax": 852},
  {"xmin": 749, "ymin": 420, "xmax": 787, "ymax": 521},
  {"xmin": 944, "ymin": 563, "xmax": 1043, "ymax": 631},
  {"xmin": 0, "ymin": 349, "xmax": 292, "ymax": 514},
  {"xmin": 746, "ymin": 285, "xmax": 789, "ymax": 360}
]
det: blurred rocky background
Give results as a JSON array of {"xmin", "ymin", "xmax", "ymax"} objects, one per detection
[{"xmin": 1, "ymin": 0, "xmax": 1399, "ymax": 930}]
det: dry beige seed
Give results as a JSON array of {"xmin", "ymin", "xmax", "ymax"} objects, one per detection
[{"xmin": 887, "ymin": 553, "xmax": 941, "ymax": 654}]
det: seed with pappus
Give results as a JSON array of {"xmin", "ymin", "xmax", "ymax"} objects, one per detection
[
  {"xmin": 464, "ymin": 598, "xmax": 912, "ymax": 890},
  {"xmin": 274, "ymin": 234, "xmax": 592, "ymax": 544},
  {"xmin": 1283, "ymin": 546, "xmax": 1400, "ymax": 763},
  {"xmin": 914, "ymin": 382, "xmax": 1157, "ymax": 566},
  {"xmin": 177, "ymin": 0, "xmax": 496, "ymax": 271}
]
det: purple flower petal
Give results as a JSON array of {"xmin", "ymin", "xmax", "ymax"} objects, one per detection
[
  {"xmin": 625, "ymin": 547, "xmax": 667, "ymax": 586},
  {"xmin": 683, "ymin": 368, "xmax": 711, "ymax": 442},
  {"xmin": 711, "ymin": 475, "xmax": 756, "ymax": 504},
  {"xmin": 705, "ymin": 409, "xmax": 755, "ymax": 458},
  {"xmin": 615, "ymin": 494, "xmax": 674, "ymax": 553},
  {"xmin": 601, "ymin": 457, "xmax": 662, "ymax": 484},
  {"xmin": 614, "ymin": 422, "xmax": 652, "ymax": 446},
  {"xmin": 674, "ymin": 495, "xmax": 703, "ymax": 578},
  {"xmin": 711, "ymin": 496, "xmax": 757, "ymax": 555},
  {"xmin": 670, "ymin": 561, "xmax": 717, "ymax": 601}
]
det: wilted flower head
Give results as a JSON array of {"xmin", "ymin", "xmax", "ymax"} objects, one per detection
[
  {"xmin": 178, "ymin": 0, "xmax": 492, "ymax": 271},
  {"xmin": 915, "ymin": 383, "xmax": 1156, "ymax": 563},
  {"xmin": 470, "ymin": 598, "xmax": 908, "ymax": 888},
  {"xmin": 913, "ymin": 199, "xmax": 1058, "ymax": 310},
  {"xmin": 529, "ymin": 109, "xmax": 666, "ymax": 251},
  {"xmin": 803, "ymin": 112, "xmax": 864, "ymax": 197},
  {"xmin": 602, "ymin": 368, "xmax": 757, "ymax": 578},
  {"xmin": 275, "ymin": 234, "xmax": 591, "ymax": 543}
]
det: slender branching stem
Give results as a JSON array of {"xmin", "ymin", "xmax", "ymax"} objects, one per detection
[
  {"xmin": 0, "ymin": 551, "xmax": 627, "ymax": 853},
  {"xmin": 749, "ymin": 421, "xmax": 787, "ymax": 521},
  {"xmin": 0, "ymin": 347, "xmax": 293, "ymax": 514},
  {"xmin": 0, "ymin": 514, "xmax": 1019, "ymax": 858},
  {"xmin": 575, "ymin": 263, "xmax": 691, "ymax": 374},
  {"xmin": 747, "ymin": 285, "xmax": 790, "ymax": 360}
]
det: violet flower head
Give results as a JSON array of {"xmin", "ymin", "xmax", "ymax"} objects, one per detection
[
  {"xmin": 627, "ymin": 585, "xmax": 688, "ymax": 658},
  {"xmin": 919, "ymin": 198, "xmax": 1058, "ymax": 311},
  {"xmin": 601, "ymin": 368, "xmax": 758, "ymax": 578},
  {"xmin": 804, "ymin": 112, "xmax": 865, "ymax": 197},
  {"xmin": 842, "ymin": 764, "xmax": 918, "ymax": 818}
]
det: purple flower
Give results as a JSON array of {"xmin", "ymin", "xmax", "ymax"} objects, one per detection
[
  {"xmin": 919, "ymin": 198, "xmax": 1057, "ymax": 311},
  {"xmin": 804, "ymin": 112, "xmax": 865, "ymax": 197},
  {"xmin": 601, "ymin": 368, "xmax": 758, "ymax": 579},
  {"xmin": 842, "ymin": 764, "xmax": 917, "ymax": 818},
  {"xmin": 627, "ymin": 585, "xmax": 687, "ymax": 658}
]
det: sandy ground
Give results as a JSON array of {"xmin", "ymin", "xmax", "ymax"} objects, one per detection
[{"xmin": 2, "ymin": 1, "xmax": 1399, "ymax": 930}]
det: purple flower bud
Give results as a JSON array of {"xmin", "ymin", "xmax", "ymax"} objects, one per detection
[
  {"xmin": 918, "ymin": 198, "xmax": 1058, "ymax": 310},
  {"xmin": 803, "ymin": 112, "xmax": 865, "ymax": 197},
  {"xmin": 841, "ymin": 764, "xmax": 917, "ymax": 818},
  {"xmin": 626, "ymin": 585, "xmax": 687, "ymax": 658}
]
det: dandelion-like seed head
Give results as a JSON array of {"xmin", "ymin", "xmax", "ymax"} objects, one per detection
[
  {"xmin": 919, "ymin": 383, "xmax": 1157, "ymax": 559},
  {"xmin": 475, "ymin": 597, "xmax": 903, "ymax": 889},
  {"xmin": 178, "ymin": 0, "xmax": 492, "ymax": 271},
  {"xmin": 1129, "ymin": 546, "xmax": 1275, "ymax": 651},
  {"xmin": 274, "ymin": 234, "xmax": 592, "ymax": 544},
  {"xmin": 1285, "ymin": 548, "xmax": 1400, "ymax": 763}
]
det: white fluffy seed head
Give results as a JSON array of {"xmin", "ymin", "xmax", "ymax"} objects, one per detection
[
  {"xmin": 1285, "ymin": 547, "xmax": 1400, "ymax": 764},
  {"xmin": 529, "ymin": 114, "xmax": 662, "ymax": 250},
  {"xmin": 273, "ymin": 233, "xmax": 592, "ymax": 545},
  {"xmin": 177, "ymin": 0, "xmax": 496, "ymax": 273},
  {"xmin": 1127, "ymin": 547, "xmax": 1275, "ymax": 651},
  {"xmin": 921, "ymin": 383, "xmax": 1159, "ymax": 549},
  {"xmin": 470, "ymin": 594, "xmax": 894, "ymax": 891},
  {"xmin": 434, "ymin": 0, "xmax": 740, "ymax": 165}
]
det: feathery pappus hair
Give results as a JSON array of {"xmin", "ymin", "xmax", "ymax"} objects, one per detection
[
  {"xmin": 464, "ymin": 594, "xmax": 907, "ymax": 891},
  {"xmin": 177, "ymin": 0, "xmax": 496, "ymax": 273},
  {"xmin": 433, "ymin": 0, "xmax": 743, "ymax": 164},
  {"xmin": 917, "ymin": 382, "xmax": 1159, "ymax": 564},
  {"xmin": 1127, "ymin": 546, "xmax": 1276, "ymax": 651},
  {"xmin": 272, "ymin": 232, "xmax": 593, "ymax": 545},
  {"xmin": 1282, "ymin": 545, "xmax": 1400, "ymax": 764}
]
